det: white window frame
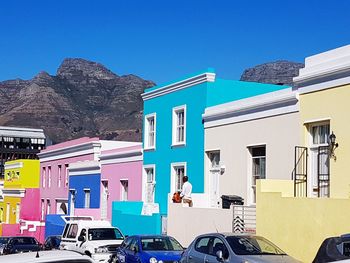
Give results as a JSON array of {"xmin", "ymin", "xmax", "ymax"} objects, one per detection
[
  {"xmin": 42, "ymin": 167, "xmax": 46, "ymax": 188},
  {"xmin": 58, "ymin": 165, "xmax": 62, "ymax": 188},
  {"xmin": 48, "ymin": 166, "xmax": 51, "ymax": 188},
  {"xmin": 41, "ymin": 199, "xmax": 45, "ymax": 221},
  {"xmin": 308, "ymin": 122, "xmax": 330, "ymax": 148},
  {"xmin": 15, "ymin": 203, "xmax": 20, "ymax": 223},
  {"xmin": 47, "ymin": 199, "xmax": 51, "ymax": 215},
  {"xmin": 6, "ymin": 203, "xmax": 10, "ymax": 224},
  {"xmin": 144, "ymin": 113, "xmax": 156, "ymax": 150},
  {"xmin": 65, "ymin": 164, "xmax": 69, "ymax": 188},
  {"xmin": 143, "ymin": 165, "xmax": 156, "ymax": 203},
  {"xmin": 247, "ymin": 145, "xmax": 266, "ymax": 205},
  {"xmin": 120, "ymin": 179, "xmax": 129, "ymax": 201},
  {"xmin": 172, "ymin": 105, "xmax": 186, "ymax": 146},
  {"xmin": 170, "ymin": 162, "xmax": 187, "ymax": 194},
  {"xmin": 84, "ymin": 189, "xmax": 91, "ymax": 208}
]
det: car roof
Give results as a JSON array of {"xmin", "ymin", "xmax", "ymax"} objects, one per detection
[
  {"xmin": 128, "ymin": 235, "xmax": 174, "ymax": 239},
  {"xmin": 66, "ymin": 220, "xmax": 113, "ymax": 228},
  {"xmin": 0, "ymin": 250, "xmax": 93, "ymax": 263},
  {"xmin": 197, "ymin": 233, "xmax": 260, "ymax": 238}
]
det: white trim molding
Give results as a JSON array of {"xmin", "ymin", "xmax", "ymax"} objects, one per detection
[
  {"xmin": 4, "ymin": 162, "xmax": 24, "ymax": 170},
  {"xmin": 142, "ymin": 72, "xmax": 216, "ymax": 100},
  {"xmin": 172, "ymin": 105, "xmax": 187, "ymax": 147},
  {"xmin": 19, "ymin": 220, "xmax": 45, "ymax": 233},
  {"xmin": 144, "ymin": 113, "xmax": 157, "ymax": 151},
  {"xmin": 2, "ymin": 188, "xmax": 26, "ymax": 198},
  {"xmin": 38, "ymin": 141, "xmax": 102, "ymax": 162},
  {"xmin": 68, "ymin": 161, "xmax": 101, "ymax": 176},
  {"xmin": 100, "ymin": 149, "xmax": 143, "ymax": 165},
  {"xmin": 294, "ymin": 45, "xmax": 350, "ymax": 93},
  {"xmin": 203, "ymin": 88, "xmax": 298, "ymax": 128}
]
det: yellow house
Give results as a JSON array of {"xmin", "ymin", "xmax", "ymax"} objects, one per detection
[
  {"xmin": 256, "ymin": 45, "xmax": 350, "ymax": 263},
  {"xmin": 2, "ymin": 159, "xmax": 40, "ymax": 227}
]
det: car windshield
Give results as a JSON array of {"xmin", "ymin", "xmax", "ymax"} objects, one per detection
[
  {"xmin": 0, "ymin": 238, "xmax": 9, "ymax": 244},
  {"xmin": 10, "ymin": 237, "xmax": 38, "ymax": 245},
  {"xmin": 225, "ymin": 236, "xmax": 286, "ymax": 256},
  {"xmin": 141, "ymin": 237, "xmax": 183, "ymax": 251},
  {"xmin": 88, "ymin": 228, "xmax": 123, "ymax": 241}
]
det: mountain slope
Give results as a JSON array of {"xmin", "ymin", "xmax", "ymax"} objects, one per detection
[{"xmin": 0, "ymin": 58, "xmax": 155, "ymax": 143}]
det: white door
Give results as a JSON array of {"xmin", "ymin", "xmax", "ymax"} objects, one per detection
[
  {"xmin": 101, "ymin": 181, "xmax": 108, "ymax": 220},
  {"xmin": 70, "ymin": 191, "xmax": 75, "ymax": 216},
  {"xmin": 208, "ymin": 151, "xmax": 220, "ymax": 208},
  {"xmin": 209, "ymin": 168, "xmax": 220, "ymax": 207},
  {"xmin": 309, "ymin": 148, "xmax": 319, "ymax": 197}
]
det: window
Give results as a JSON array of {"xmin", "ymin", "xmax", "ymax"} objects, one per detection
[
  {"xmin": 48, "ymin": 166, "xmax": 51, "ymax": 188},
  {"xmin": 47, "ymin": 199, "xmax": 51, "ymax": 215},
  {"xmin": 250, "ymin": 146, "xmax": 266, "ymax": 203},
  {"xmin": 172, "ymin": 105, "xmax": 186, "ymax": 145},
  {"xmin": 120, "ymin": 180, "xmax": 129, "ymax": 201},
  {"xmin": 42, "ymin": 167, "xmax": 46, "ymax": 188},
  {"xmin": 195, "ymin": 237, "xmax": 211, "ymax": 254},
  {"xmin": 144, "ymin": 166, "xmax": 155, "ymax": 203},
  {"xmin": 41, "ymin": 199, "xmax": 45, "ymax": 221},
  {"xmin": 84, "ymin": 189, "xmax": 91, "ymax": 208},
  {"xmin": 0, "ymin": 208, "xmax": 3, "ymax": 223},
  {"xmin": 65, "ymin": 164, "xmax": 69, "ymax": 188},
  {"xmin": 58, "ymin": 165, "xmax": 62, "ymax": 188},
  {"xmin": 66, "ymin": 224, "xmax": 78, "ymax": 238},
  {"xmin": 6, "ymin": 203, "xmax": 10, "ymax": 224},
  {"xmin": 144, "ymin": 113, "xmax": 156, "ymax": 149},
  {"xmin": 15, "ymin": 203, "xmax": 20, "ymax": 223},
  {"xmin": 172, "ymin": 163, "xmax": 186, "ymax": 192},
  {"xmin": 311, "ymin": 124, "xmax": 330, "ymax": 145}
]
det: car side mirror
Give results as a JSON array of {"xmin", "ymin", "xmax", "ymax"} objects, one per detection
[
  {"xmin": 78, "ymin": 236, "xmax": 85, "ymax": 242},
  {"xmin": 216, "ymin": 250, "xmax": 223, "ymax": 261}
]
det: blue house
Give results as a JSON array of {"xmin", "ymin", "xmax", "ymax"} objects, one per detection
[
  {"xmin": 111, "ymin": 69, "xmax": 286, "ymax": 235},
  {"xmin": 67, "ymin": 161, "xmax": 101, "ymax": 217},
  {"xmin": 141, "ymin": 69, "xmax": 286, "ymax": 215}
]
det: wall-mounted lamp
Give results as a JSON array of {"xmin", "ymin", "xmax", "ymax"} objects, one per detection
[{"xmin": 329, "ymin": 131, "xmax": 339, "ymax": 160}]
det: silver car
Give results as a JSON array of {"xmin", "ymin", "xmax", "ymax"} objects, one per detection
[{"xmin": 180, "ymin": 233, "xmax": 300, "ymax": 263}]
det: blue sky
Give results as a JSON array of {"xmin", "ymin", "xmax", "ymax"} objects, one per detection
[{"xmin": 1, "ymin": 0, "xmax": 350, "ymax": 84}]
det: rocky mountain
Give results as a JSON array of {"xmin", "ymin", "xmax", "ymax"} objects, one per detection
[
  {"xmin": 240, "ymin": 60, "xmax": 304, "ymax": 86},
  {"xmin": 0, "ymin": 58, "xmax": 155, "ymax": 143}
]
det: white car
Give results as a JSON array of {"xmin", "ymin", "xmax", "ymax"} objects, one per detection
[
  {"xmin": 0, "ymin": 250, "xmax": 94, "ymax": 262},
  {"xmin": 59, "ymin": 219, "xmax": 124, "ymax": 263}
]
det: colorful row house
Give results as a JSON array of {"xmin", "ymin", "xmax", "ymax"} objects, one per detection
[
  {"xmin": 255, "ymin": 44, "xmax": 350, "ymax": 262},
  {"xmin": 0, "ymin": 159, "xmax": 44, "ymax": 241},
  {"xmin": 134, "ymin": 69, "xmax": 288, "ymax": 235}
]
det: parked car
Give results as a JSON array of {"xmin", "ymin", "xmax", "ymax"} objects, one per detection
[
  {"xmin": 0, "ymin": 237, "xmax": 10, "ymax": 255},
  {"xmin": 43, "ymin": 235, "xmax": 61, "ymax": 250},
  {"xmin": 0, "ymin": 250, "xmax": 95, "ymax": 262},
  {"xmin": 181, "ymin": 233, "xmax": 300, "ymax": 263},
  {"xmin": 2, "ymin": 236, "xmax": 41, "ymax": 255},
  {"xmin": 116, "ymin": 235, "xmax": 184, "ymax": 263},
  {"xmin": 313, "ymin": 234, "xmax": 350, "ymax": 262},
  {"xmin": 60, "ymin": 219, "xmax": 124, "ymax": 263}
]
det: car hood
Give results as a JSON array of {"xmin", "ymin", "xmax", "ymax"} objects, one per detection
[
  {"xmin": 89, "ymin": 239, "xmax": 123, "ymax": 247},
  {"xmin": 241, "ymin": 255, "xmax": 301, "ymax": 263},
  {"xmin": 142, "ymin": 250, "xmax": 183, "ymax": 261}
]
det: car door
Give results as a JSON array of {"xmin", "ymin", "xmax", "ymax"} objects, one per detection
[
  {"xmin": 125, "ymin": 237, "xmax": 141, "ymax": 263},
  {"xmin": 203, "ymin": 237, "xmax": 229, "ymax": 263},
  {"xmin": 188, "ymin": 236, "xmax": 212, "ymax": 263}
]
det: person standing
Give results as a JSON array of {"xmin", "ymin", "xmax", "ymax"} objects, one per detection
[{"xmin": 180, "ymin": 176, "xmax": 193, "ymax": 207}]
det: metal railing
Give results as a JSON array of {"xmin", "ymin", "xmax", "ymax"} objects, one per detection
[
  {"xmin": 232, "ymin": 205, "xmax": 256, "ymax": 234},
  {"xmin": 292, "ymin": 146, "xmax": 308, "ymax": 197}
]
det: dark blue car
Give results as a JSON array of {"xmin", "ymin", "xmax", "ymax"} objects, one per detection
[{"xmin": 116, "ymin": 235, "xmax": 184, "ymax": 263}]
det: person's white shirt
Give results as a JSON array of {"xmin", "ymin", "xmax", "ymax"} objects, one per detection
[{"xmin": 181, "ymin": 181, "xmax": 192, "ymax": 199}]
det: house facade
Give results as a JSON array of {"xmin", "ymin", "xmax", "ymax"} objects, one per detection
[
  {"xmin": 255, "ymin": 44, "xmax": 350, "ymax": 263},
  {"xmin": 1, "ymin": 159, "xmax": 44, "ymax": 241},
  {"xmin": 203, "ymin": 88, "xmax": 300, "ymax": 206},
  {"xmin": 141, "ymin": 68, "xmax": 287, "ymax": 231}
]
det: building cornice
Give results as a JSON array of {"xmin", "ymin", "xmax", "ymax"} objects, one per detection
[
  {"xmin": 38, "ymin": 141, "xmax": 101, "ymax": 162},
  {"xmin": 4, "ymin": 162, "xmax": 23, "ymax": 170},
  {"xmin": 2, "ymin": 188, "xmax": 26, "ymax": 197},
  {"xmin": 68, "ymin": 161, "xmax": 101, "ymax": 176},
  {"xmin": 203, "ymin": 89, "xmax": 298, "ymax": 128},
  {"xmin": 100, "ymin": 148, "xmax": 143, "ymax": 165},
  {"xmin": 141, "ymin": 72, "xmax": 215, "ymax": 101}
]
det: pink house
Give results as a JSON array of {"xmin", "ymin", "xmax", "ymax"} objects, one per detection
[
  {"xmin": 38, "ymin": 137, "xmax": 101, "ymax": 220},
  {"xmin": 99, "ymin": 143, "xmax": 143, "ymax": 221}
]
